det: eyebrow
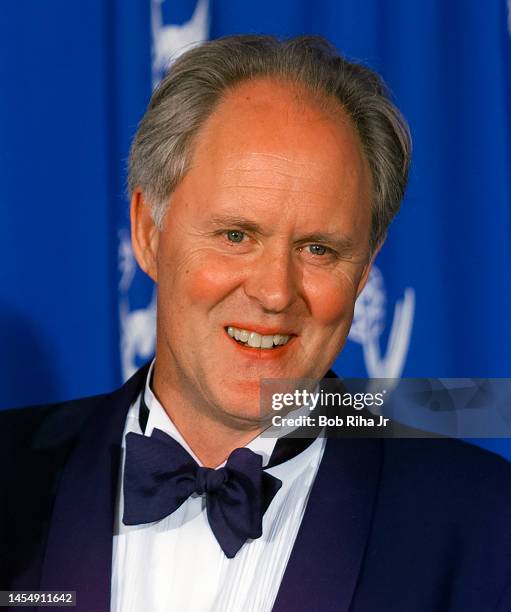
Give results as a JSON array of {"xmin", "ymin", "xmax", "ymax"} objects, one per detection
[
  {"xmin": 209, "ymin": 215, "xmax": 269, "ymax": 236},
  {"xmin": 209, "ymin": 215, "xmax": 356, "ymax": 252}
]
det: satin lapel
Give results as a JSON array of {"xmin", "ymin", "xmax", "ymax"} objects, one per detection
[
  {"xmin": 272, "ymin": 436, "xmax": 382, "ymax": 612},
  {"xmin": 38, "ymin": 364, "xmax": 149, "ymax": 612}
]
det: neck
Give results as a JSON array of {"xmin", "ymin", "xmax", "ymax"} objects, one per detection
[{"xmin": 151, "ymin": 364, "xmax": 265, "ymax": 468}]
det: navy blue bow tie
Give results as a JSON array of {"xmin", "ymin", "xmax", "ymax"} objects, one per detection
[
  {"xmin": 122, "ymin": 392, "xmax": 317, "ymax": 558},
  {"xmin": 123, "ymin": 428, "xmax": 284, "ymax": 558}
]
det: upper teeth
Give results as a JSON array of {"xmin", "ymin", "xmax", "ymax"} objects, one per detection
[{"xmin": 227, "ymin": 326, "xmax": 291, "ymax": 348}]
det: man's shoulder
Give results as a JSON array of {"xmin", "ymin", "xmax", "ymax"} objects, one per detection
[
  {"xmin": 0, "ymin": 362, "xmax": 150, "ymax": 457},
  {"xmin": 0, "ymin": 393, "xmax": 106, "ymax": 425},
  {"xmin": 324, "ymin": 369, "xmax": 511, "ymax": 493},
  {"xmin": 0, "ymin": 393, "xmax": 109, "ymax": 435},
  {"xmin": 382, "ymin": 435, "xmax": 511, "ymax": 482},
  {"xmin": 0, "ymin": 394, "xmax": 109, "ymax": 450},
  {"xmin": 379, "ymin": 436, "xmax": 511, "ymax": 523}
]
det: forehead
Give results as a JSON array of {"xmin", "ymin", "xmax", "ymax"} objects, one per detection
[
  {"xmin": 172, "ymin": 78, "xmax": 372, "ymax": 233},
  {"xmin": 194, "ymin": 79, "xmax": 369, "ymax": 181}
]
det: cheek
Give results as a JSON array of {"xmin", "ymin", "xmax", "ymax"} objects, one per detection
[
  {"xmin": 303, "ymin": 270, "xmax": 359, "ymax": 326},
  {"xmin": 170, "ymin": 252, "xmax": 245, "ymax": 306}
]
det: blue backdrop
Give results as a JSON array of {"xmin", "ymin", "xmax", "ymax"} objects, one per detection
[{"xmin": 1, "ymin": 1, "xmax": 510, "ymax": 459}]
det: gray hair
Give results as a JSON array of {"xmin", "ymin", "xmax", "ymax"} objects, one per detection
[{"xmin": 128, "ymin": 34, "xmax": 411, "ymax": 252}]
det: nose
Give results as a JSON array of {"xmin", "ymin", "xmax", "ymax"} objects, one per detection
[{"xmin": 243, "ymin": 245, "xmax": 299, "ymax": 313}]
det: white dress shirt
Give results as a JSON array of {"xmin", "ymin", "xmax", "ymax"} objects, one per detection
[{"xmin": 111, "ymin": 364, "xmax": 326, "ymax": 612}]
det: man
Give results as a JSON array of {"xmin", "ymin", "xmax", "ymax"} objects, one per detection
[{"xmin": 1, "ymin": 35, "xmax": 510, "ymax": 612}]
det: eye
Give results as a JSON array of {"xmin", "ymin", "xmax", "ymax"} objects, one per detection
[
  {"xmin": 308, "ymin": 244, "xmax": 327, "ymax": 256},
  {"xmin": 226, "ymin": 230, "xmax": 245, "ymax": 243},
  {"xmin": 299, "ymin": 243, "xmax": 339, "ymax": 264}
]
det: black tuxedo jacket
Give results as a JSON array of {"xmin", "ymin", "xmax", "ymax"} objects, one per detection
[{"xmin": 1, "ymin": 364, "xmax": 511, "ymax": 612}]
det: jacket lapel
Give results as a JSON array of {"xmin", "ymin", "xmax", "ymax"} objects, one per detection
[
  {"xmin": 272, "ymin": 436, "xmax": 382, "ymax": 612},
  {"xmin": 38, "ymin": 364, "xmax": 149, "ymax": 612}
]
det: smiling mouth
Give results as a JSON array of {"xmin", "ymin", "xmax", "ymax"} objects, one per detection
[{"xmin": 225, "ymin": 326, "xmax": 293, "ymax": 349}]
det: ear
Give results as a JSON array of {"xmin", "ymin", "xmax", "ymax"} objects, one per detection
[
  {"xmin": 355, "ymin": 243, "xmax": 382, "ymax": 298},
  {"xmin": 130, "ymin": 188, "xmax": 159, "ymax": 282}
]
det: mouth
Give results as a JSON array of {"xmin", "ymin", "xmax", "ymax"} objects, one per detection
[{"xmin": 224, "ymin": 325, "xmax": 294, "ymax": 350}]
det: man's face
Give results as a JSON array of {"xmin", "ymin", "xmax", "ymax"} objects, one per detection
[{"xmin": 142, "ymin": 79, "xmax": 374, "ymax": 426}]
